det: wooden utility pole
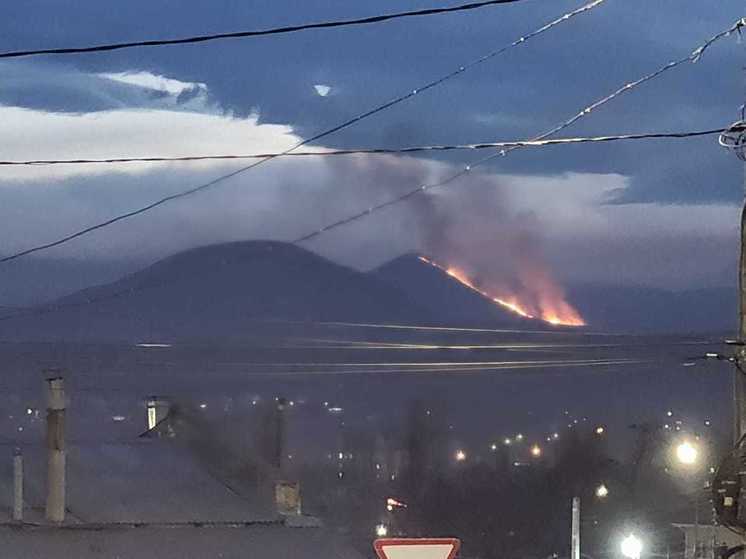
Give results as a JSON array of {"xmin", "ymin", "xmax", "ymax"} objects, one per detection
[{"xmin": 45, "ymin": 376, "xmax": 66, "ymax": 523}]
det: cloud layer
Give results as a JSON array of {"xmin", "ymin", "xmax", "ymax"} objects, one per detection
[{"xmin": 0, "ymin": 64, "xmax": 739, "ymax": 294}]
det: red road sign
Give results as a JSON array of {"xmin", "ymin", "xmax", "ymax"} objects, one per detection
[{"xmin": 374, "ymin": 538, "xmax": 461, "ymax": 559}]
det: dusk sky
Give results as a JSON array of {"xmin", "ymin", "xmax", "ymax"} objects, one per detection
[{"xmin": 1, "ymin": 0, "xmax": 744, "ymax": 293}]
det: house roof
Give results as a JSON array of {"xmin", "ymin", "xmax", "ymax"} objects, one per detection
[
  {"xmin": 0, "ymin": 523, "xmax": 366, "ymax": 559},
  {"xmin": 0, "ymin": 442, "xmax": 274, "ymax": 523}
]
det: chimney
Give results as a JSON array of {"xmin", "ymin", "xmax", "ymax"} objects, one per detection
[
  {"xmin": 145, "ymin": 396, "xmax": 172, "ymax": 436},
  {"xmin": 274, "ymin": 480, "xmax": 301, "ymax": 516},
  {"xmin": 45, "ymin": 376, "xmax": 65, "ymax": 523}
]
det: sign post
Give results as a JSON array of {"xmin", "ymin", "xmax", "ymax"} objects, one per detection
[{"xmin": 374, "ymin": 538, "xmax": 461, "ymax": 559}]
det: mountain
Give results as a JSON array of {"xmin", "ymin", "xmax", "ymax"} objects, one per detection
[
  {"xmin": 0, "ymin": 241, "xmax": 431, "ymax": 342},
  {"xmin": 372, "ymin": 253, "xmax": 546, "ymax": 328},
  {"xmin": 373, "ymin": 254, "xmax": 736, "ymax": 334},
  {"xmin": 0, "ymin": 245, "xmax": 733, "ymax": 342}
]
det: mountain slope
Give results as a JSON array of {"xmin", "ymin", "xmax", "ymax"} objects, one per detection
[
  {"xmin": 0, "ymin": 241, "xmax": 431, "ymax": 342},
  {"xmin": 372, "ymin": 254, "xmax": 546, "ymax": 328}
]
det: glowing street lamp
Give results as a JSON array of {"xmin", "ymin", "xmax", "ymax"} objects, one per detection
[
  {"xmin": 621, "ymin": 534, "xmax": 643, "ymax": 559},
  {"xmin": 676, "ymin": 441, "xmax": 698, "ymax": 466},
  {"xmin": 530, "ymin": 444, "xmax": 542, "ymax": 458},
  {"xmin": 376, "ymin": 524, "xmax": 389, "ymax": 537},
  {"xmin": 455, "ymin": 449, "xmax": 467, "ymax": 462},
  {"xmin": 595, "ymin": 484, "xmax": 609, "ymax": 498}
]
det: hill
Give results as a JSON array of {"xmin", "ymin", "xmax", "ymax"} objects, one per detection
[
  {"xmin": 372, "ymin": 253, "xmax": 547, "ymax": 328},
  {"xmin": 374, "ymin": 254, "xmax": 736, "ymax": 334},
  {"xmin": 0, "ymin": 241, "xmax": 432, "ymax": 342}
]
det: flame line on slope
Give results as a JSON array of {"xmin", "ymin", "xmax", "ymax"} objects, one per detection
[{"xmin": 417, "ymin": 255, "xmax": 585, "ymax": 327}]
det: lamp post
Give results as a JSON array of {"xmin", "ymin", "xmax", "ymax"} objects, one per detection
[{"xmin": 674, "ymin": 440, "xmax": 701, "ymax": 559}]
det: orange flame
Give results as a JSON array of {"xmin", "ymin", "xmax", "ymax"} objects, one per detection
[{"xmin": 418, "ymin": 256, "xmax": 585, "ymax": 327}]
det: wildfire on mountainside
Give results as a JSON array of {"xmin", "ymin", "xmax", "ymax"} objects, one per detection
[{"xmin": 418, "ymin": 256, "xmax": 585, "ymax": 327}]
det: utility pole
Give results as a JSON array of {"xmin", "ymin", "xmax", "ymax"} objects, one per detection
[
  {"xmin": 736, "ymin": 201, "xmax": 746, "ymax": 444},
  {"xmin": 45, "ymin": 376, "xmax": 66, "ymax": 523},
  {"xmin": 274, "ymin": 397, "xmax": 287, "ymax": 475},
  {"xmin": 572, "ymin": 497, "xmax": 581, "ymax": 559},
  {"xmin": 13, "ymin": 448, "xmax": 23, "ymax": 522}
]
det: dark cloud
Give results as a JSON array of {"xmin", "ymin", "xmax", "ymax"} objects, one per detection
[
  {"xmin": 0, "ymin": 0, "xmax": 743, "ymax": 301},
  {"xmin": 1, "ymin": 1, "xmax": 743, "ymax": 203}
]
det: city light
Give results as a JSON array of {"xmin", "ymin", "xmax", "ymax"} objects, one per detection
[
  {"xmin": 530, "ymin": 444, "xmax": 542, "ymax": 458},
  {"xmin": 387, "ymin": 497, "xmax": 407, "ymax": 509},
  {"xmin": 621, "ymin": 535, "xmax": 643, "ymax": 559},
  {"xmin": 676, "ymin": 441, "xmax": 698, "ymax": 466},
  {"xmin": 490, "ymin": 443, "xmax": 498, "ymax": 451},
  {"xmin": 553, "ymin": 433, "xmax": 560, "ymax": 440},
  {"xmin": 516, "ymin": 433, "xmax": 524, "ymax": 441},
  {"xmin": 595, "ymin": 426, "xmax": 605, "ymax": 435},
  {"xmin": 376, "ymin": 524, "xmax": 389, "ymax": 537},
  {"xmin": 595, "ymin": 484, "xmax": 609, "ymax": 498},
  {"xmin": 455, "ymin": 450, "xmax": 467, "ymax": 462},
  {"xmin": 504, "ymin": 438, "xmax": 512, "ymax": 445}
]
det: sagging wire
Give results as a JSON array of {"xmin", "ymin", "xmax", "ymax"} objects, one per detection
[
  {"xmin": 295, "ymin": 17, "xmax": 746, "ymax": 244},
  {"xmin": 0, "ymin": 129, "xmax": 725, "ymax": 168},
  {"xmin": 0, "ymin": 0, "xmax": 609, "ymax": 266},
  {"xmin": 0, "ymin": 0, "xmax": 530, "ymax": 60}
]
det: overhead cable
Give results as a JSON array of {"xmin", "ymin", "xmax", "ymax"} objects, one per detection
[
  {"xmin": 0, "ymin": 0, "xmax": 608, "ymax": 265},
  {"xmin": 293, "ymin": 18, "xmax": 746, "ymax": 244},
  {"xmin": 0, "ymin": 0, "xmax": 530, "ymax": 59},
  {"xmin": 0, "ymin": 128, "xmax": 724, "ymax": 167}
]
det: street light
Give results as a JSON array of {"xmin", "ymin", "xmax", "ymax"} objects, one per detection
[
  {"xmin": 595, "ymin": 484, "xmax": 609, "ymax": 498},
  {"xmin": 376, "ymin": 524, "xmax": 389, "ymax": 537},
  {"xmin": 530, "ymin": 444, "xmax": 542, "ymax": 458},
  {"xmin": 455, "ymin": 450, "xmax": 467, "ymax": 462},
  {"xmin": 676, "ymin": 441, "xmax": 698, "ymax": 466},
  {"xmin": 621, "ymin": 534, "xmax": 643, "ymax": 559}
]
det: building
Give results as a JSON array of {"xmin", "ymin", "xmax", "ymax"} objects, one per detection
[{"xmin": 673, "ymin": 524, "xmax": 744, "ymax": 559}]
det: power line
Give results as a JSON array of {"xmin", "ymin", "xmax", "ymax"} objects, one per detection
[
  {"xmin": 0, "ymin": 19, "xmax": 737, "ymax": 323},
  {"xmin": 0, "ymin": 0, "xmax": 608, "ymax": 266},
  {"xmin": 293, "ymin": 17, "xmax": 746, "ymax": 244},
  {"xmin": 0, "ymin": 129, "xmax": 724, "ymax": 167},
  {"xmin": 0, "ymin": 0, "xmax": 528, "ymax": 60}
]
